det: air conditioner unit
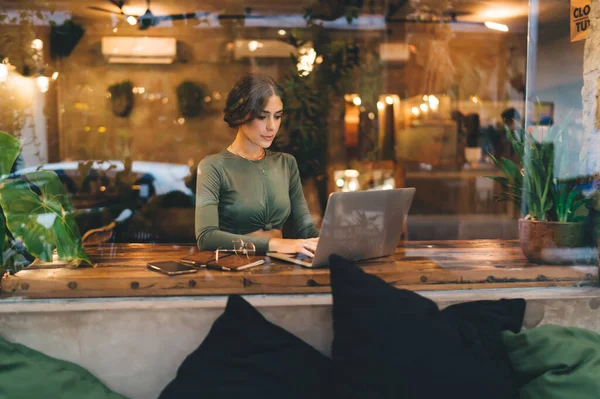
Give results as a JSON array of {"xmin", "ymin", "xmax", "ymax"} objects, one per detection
[
  {"xmin": 233, "ymin": 39, "xmax": 297, "ymax": 60},
  {"xmin": 101, "ymin": 36, "xmax": 177, "ymax": 64},
  {"xmin": 379, "ymin": 42, "xmax": 410, "ymax": 63}
]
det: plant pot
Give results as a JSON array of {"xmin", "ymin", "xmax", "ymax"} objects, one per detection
[
  {"xmin": 464, "ymin": 147, "xmax": 481, "ymax": 168},
  {"xmin": 518, "ymin": 219, "xmax": 588, "ymax": 265}
]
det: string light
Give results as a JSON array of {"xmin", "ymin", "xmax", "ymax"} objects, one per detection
[{"xmin": 37, "ymin": 76, "xmax": 49, "ymax": 93}]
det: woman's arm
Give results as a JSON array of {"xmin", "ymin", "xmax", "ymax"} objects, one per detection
[
  {"xmin": 287, "ymin": 155, "xmax": 320, "ymax": 239},
  {"xmin": 195, "ymin": 159, "xmax": 270, "ymax": 253}
]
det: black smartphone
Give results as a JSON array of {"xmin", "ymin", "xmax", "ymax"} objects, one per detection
[{"xmin": 147, "ymin": 261, "xmax": 198, "ymax": 276}]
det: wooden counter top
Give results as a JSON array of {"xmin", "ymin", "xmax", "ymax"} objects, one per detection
[{"xmin": 1, "ymin": 240, "xmax": 597, "ymax": 299}]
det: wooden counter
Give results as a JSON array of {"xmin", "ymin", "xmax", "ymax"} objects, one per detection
[{"xmin": 1, "ymin": 240, "xmax": 597, "ymax": 299}]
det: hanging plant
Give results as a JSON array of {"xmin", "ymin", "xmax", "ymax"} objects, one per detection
[
  {"xmin": 108, "ymin": 80, "xmax": 134, "ymax": 117},
  {"xmin": 50, "ymin": 19, "xmax": 85, "ymax": 59},
  {"xmin": 176, "ymin": 81, "xmax": 206, "ymax": 118}
]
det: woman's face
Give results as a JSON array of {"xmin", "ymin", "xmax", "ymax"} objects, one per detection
[{"xmin": 239, "ymin": 94, "xmax": 283, "ymax": 149}]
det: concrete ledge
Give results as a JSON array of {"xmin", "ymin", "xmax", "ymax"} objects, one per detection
[
  {"xmin": 1, "ymin": 286, "xmax": 600, "ymax": 313},
  {"xmin": 2, "ymin": 287, "xmax": 600, "ymax": 399}
]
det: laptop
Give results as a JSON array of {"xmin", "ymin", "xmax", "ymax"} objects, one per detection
[{"xmin": 267, "ymin": 188, "xmax": 415, "ymax": 268}]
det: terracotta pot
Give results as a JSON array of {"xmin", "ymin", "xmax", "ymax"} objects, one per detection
[
  {"xmin": 518, "ymin": 219, "xmax": 586, "ymax": 265},
  {"xmin": 464, "ymin": 147, "xmax": 482, "ymax": 168}
]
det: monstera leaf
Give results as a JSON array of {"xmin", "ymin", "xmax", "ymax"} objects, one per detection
[
  {"xmin": 0, "ymin": 130, "xmax": 21, "ymax": 266},
  {"xmin": 0, "ymin": 211, "xmax": 5, "ymax": 266},
  {"xmin": 0, "ymin": 171, "xmax": 91, "ymax": 267},
  {"xmin": 0, "ymin": 131, "xmax": 20, "ymax": 179}
]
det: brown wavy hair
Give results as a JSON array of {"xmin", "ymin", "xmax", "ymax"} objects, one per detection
[{"xmin": 223, "ymin": 74, "xmax": 284, "ymax": 129}]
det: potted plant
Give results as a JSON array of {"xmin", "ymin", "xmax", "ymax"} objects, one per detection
[
  {"xmin": 0, "ymin": 131, "xmax": 91, "ymax": 274},
  {"xmin": 487, "ymin": 121, "xmax": 591, "ymax": 264}
]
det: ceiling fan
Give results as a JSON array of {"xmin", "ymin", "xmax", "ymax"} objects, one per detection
[
  {"xmin": 386, "ymin": 0, "xmax": 491, "ymax": 28},
  {"xmin": 88, "ymin": 0, "xmax": 210, "ymax": 30}
]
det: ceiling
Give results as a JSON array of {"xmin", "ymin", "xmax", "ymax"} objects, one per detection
[{"xmin": 0, "ymin": 0, "xmax": 569, "ymax": 30}]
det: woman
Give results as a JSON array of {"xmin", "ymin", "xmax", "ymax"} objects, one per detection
[{"xmin": 195, "ymin": 74, "xmax": 319, "ymax": 257}]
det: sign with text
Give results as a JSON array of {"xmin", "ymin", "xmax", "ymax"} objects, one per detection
[{"xmin": 571, "ymin": 0, "xmax": 591, "ymax": 42}]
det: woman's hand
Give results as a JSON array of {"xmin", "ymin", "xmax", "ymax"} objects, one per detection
[{"xmin": 268, "ymin": 238, "xmax": 319, "ymax": 257}]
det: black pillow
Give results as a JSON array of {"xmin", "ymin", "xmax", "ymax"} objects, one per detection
[
  {"xmin": 329, "ymin": 254, "xmax": 525, "ymax": 399},
  {"xmin": 159, "ymin": 294, "xmax": 332, "ymax": 399}
]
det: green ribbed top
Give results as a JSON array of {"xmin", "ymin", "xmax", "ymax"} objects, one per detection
[{"xmin": 195, "ymin": 149, "xmax": 319, "ymax": 253}]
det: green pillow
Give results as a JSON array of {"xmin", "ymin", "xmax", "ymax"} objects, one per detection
[
  {"xmin": 503, "ymin": 324, "xmax": 600, "ymax": 399},
  {"xmin": 0, "ymin": 335, "xmax": 128, "ymax": 399}
]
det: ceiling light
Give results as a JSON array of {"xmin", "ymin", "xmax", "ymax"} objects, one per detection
[
  {"xmin": 126, "ymin": 16, "xmax": 137, "ymax": 25},
  {"xmin": 484, "ymin": 21, "xmax": 509, "ymax": 32},
  {"xmin": 411, "ymin": 107, "xmax": 420, "ymax": 116},
  {"xmin": 420, "ymin": 103, "xmax": 428, "ymax": 112},
  {"xmin": 353, "ymin": 97, "xmax": 362, "ymax": 106},
  {"xmin": 385, "ymin": 96, "xmax": 394, "ymax": 105},
  {"xmin": 377, "ymin": 101, "xmax": 384, "ymax": 111},
  {"xmin": 478, "ymin": 6, "xmax": 527, "ymax": 20}
]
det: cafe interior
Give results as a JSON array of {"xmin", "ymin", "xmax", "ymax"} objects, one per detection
[
  {"xmin": 0, "ymin": 0, "xmax": 589, "ymax": 272},
  {"xmin": 1, "ymin": 1, "xmax": 599, "ymax": 399},
  {"xmin": 1, "ymin": 0, "xmax": 567, "ymax": 247}
]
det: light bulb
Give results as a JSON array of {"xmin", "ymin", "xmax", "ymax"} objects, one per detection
[
  {"xmin": 31, "ymin": 39, "xmax": 43, "ymax": 50},
  {"xmin": 484, "ymin": 21, "xmax": 509, "ymax": 32},
  {"xmin": 37, "ymin": 76, "xmax": 49, "ymax": 93},
  {"xmin": 0, "ymin": 64, "xmax": 7, "ymax": 83}
]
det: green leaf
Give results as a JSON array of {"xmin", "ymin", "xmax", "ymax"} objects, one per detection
[
  {"xmin": 0, "ymin": 172, "xmax": 91, "ymax": 266},
  {"xmin": 0, "ymin": 131, "xmax": 21, "ymax": 179},
  {"xmin": 0, "ymin": 210, "xmax": 5, "ymax": 266},
  {"xmin": 486, "ymin": 176, "xmax": 511, "ymax": 188}
]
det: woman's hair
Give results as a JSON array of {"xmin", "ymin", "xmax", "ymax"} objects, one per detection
[{"xmin": 223, "ymin": 74, "xmax": 284, "ymax": 129}]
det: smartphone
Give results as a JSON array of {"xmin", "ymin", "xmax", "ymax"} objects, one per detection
[
  {"xmin": 147, "ymin": 261, "xmax": 198, "ymax": 276},
  {"xmin": 180, "ymin": 252, "xmax": 231, "ymax": 268}
]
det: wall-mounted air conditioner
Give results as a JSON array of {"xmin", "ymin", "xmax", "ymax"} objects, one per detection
[
  {"xmin": 101, "ymin": 37, "xmax": 177, "ymax": 64},
  {"xmin": 379, "ymin": 42, "xmax": 410, "ymax": 63},
  {"xmin": 233, "ymin": 39, "xmax": 297, "ymax": 60}
]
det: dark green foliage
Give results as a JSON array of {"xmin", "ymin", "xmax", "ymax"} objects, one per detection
[{"xmin": 488, "ymin": 122, "xmax": 589, "ymax": 222}]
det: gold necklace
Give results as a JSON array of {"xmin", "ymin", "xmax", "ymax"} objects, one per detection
[{"xmin": 229, "ymin": 145, "xmax": 267, "ymax": 174}]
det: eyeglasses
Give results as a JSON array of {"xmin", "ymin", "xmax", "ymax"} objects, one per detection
[{"xmin": 215, "ymin": 238, "xmax": 256, "ymax": 261}]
